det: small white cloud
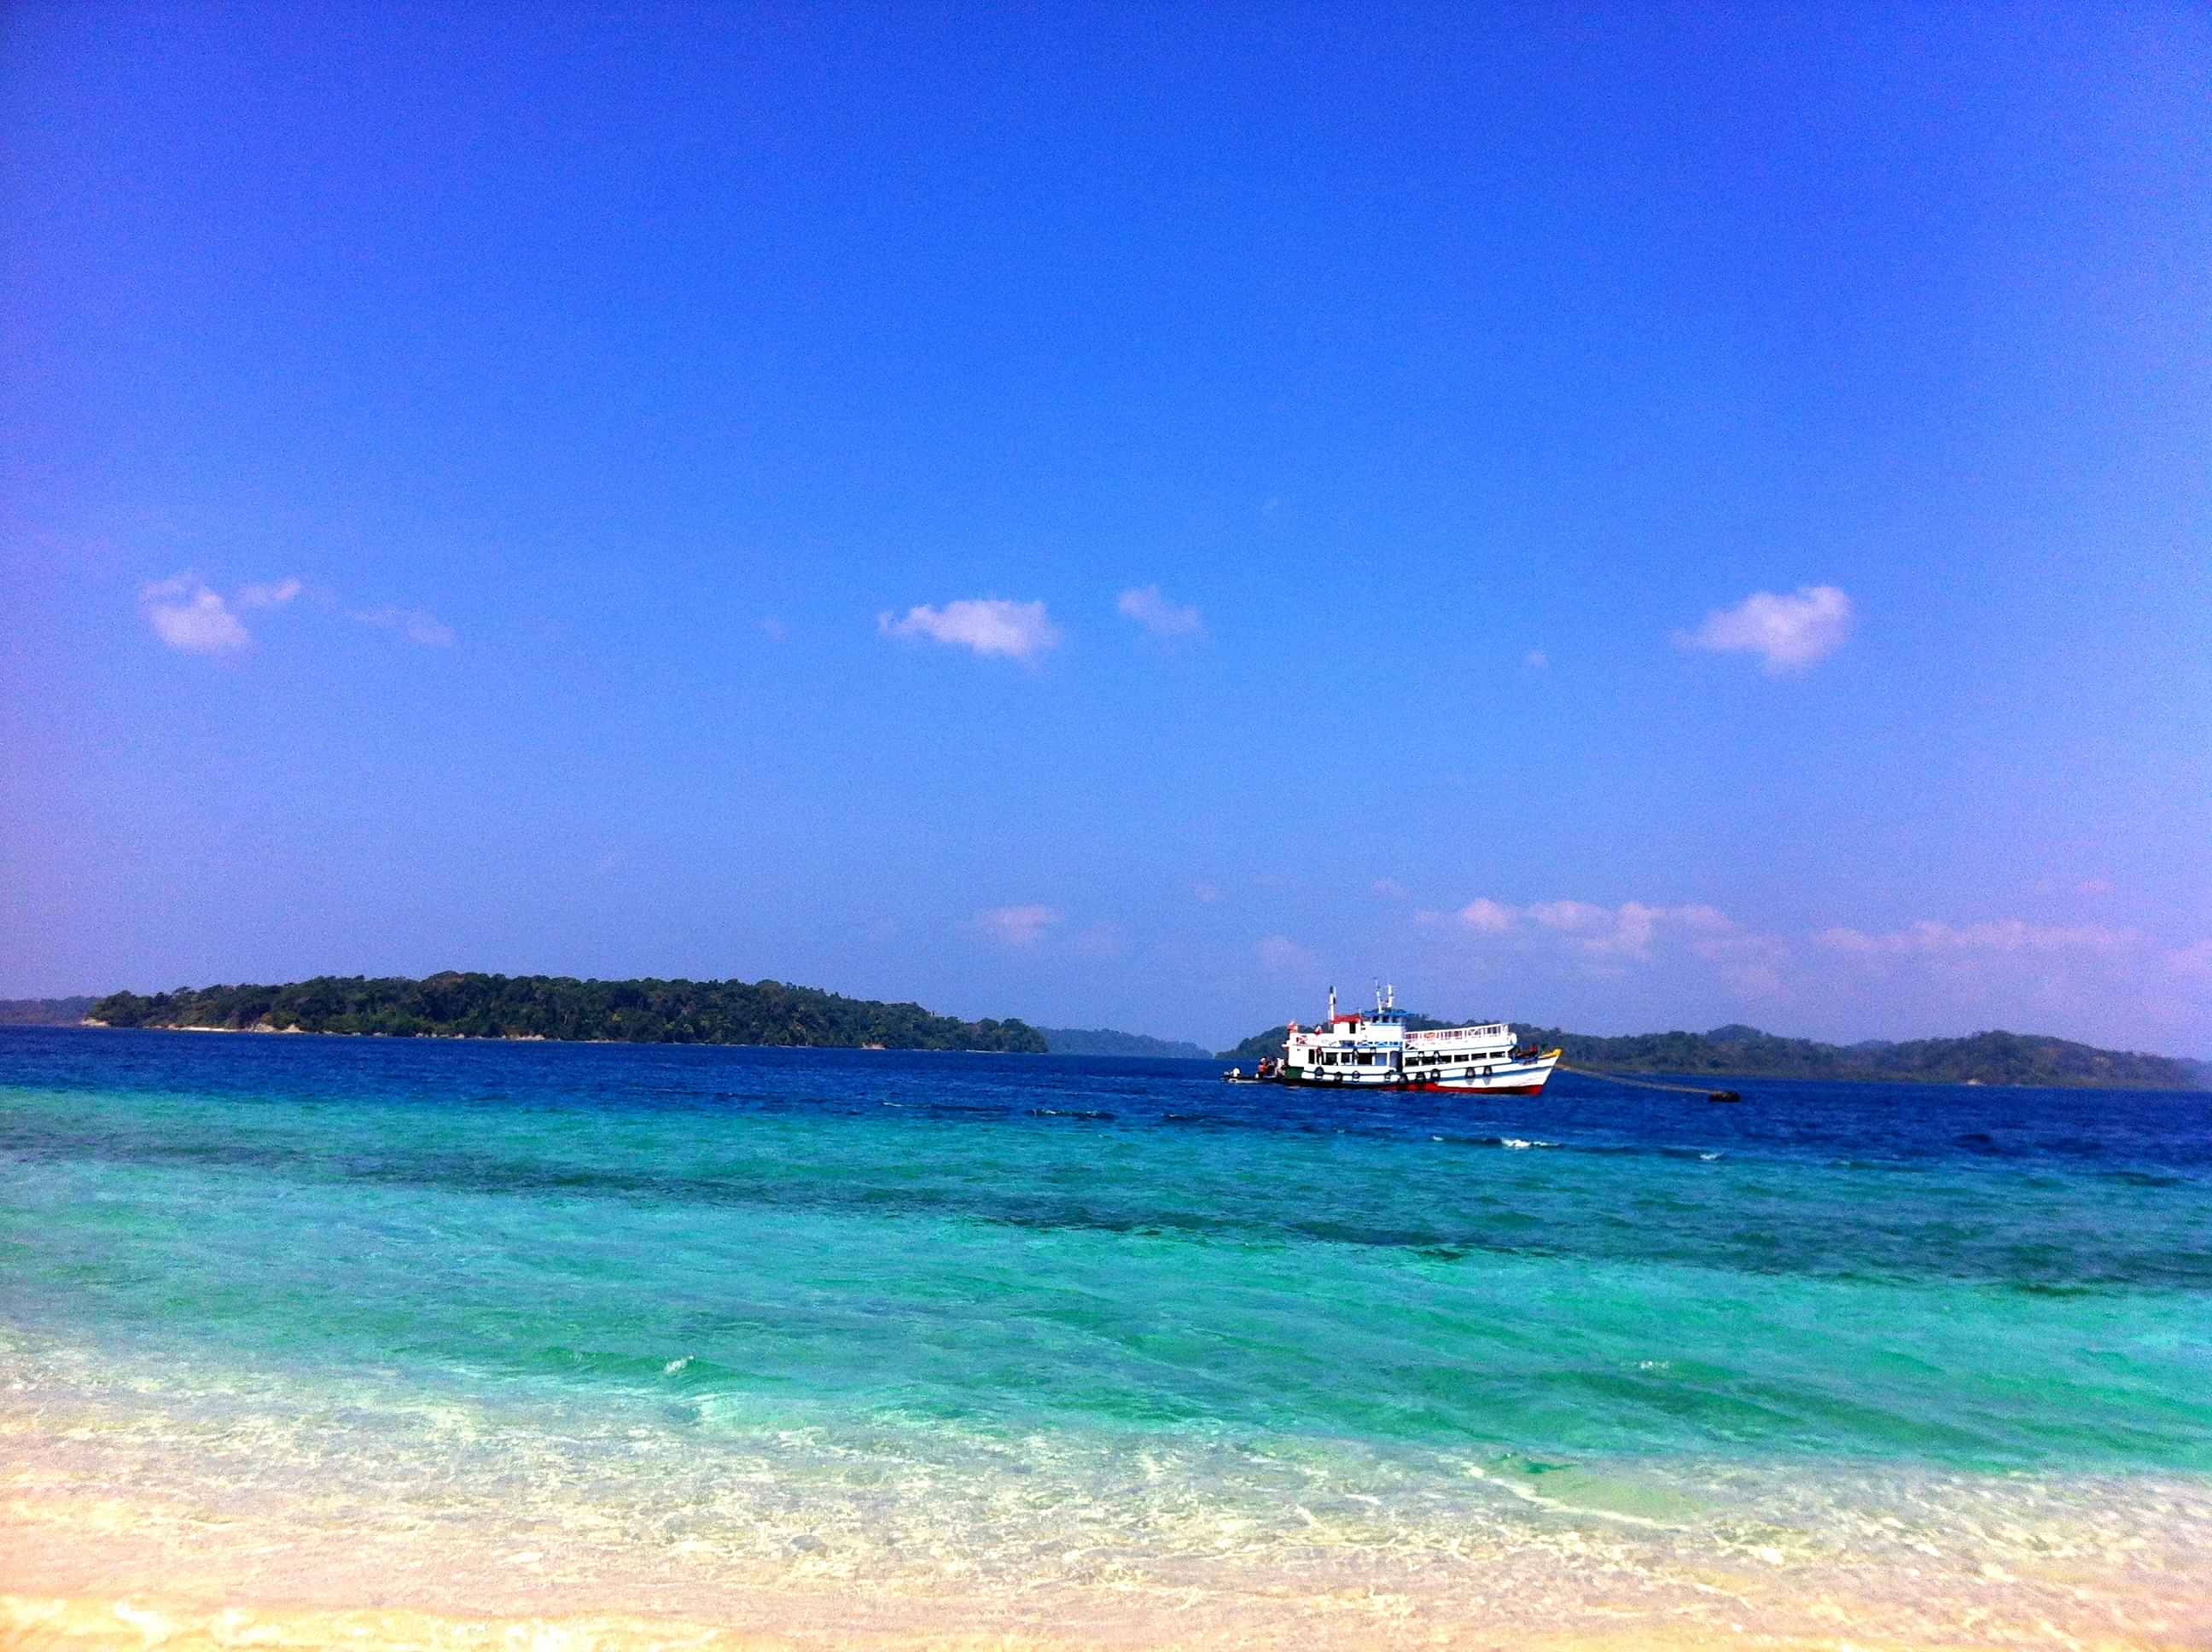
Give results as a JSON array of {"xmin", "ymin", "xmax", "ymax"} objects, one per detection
[
  {"xmin": 2167, "ymin": 939, "xmax": 2212, "ymax": 980},
  {"xmin": 2077, "ymin": 877, "xmax": 2114, "ymax": 896},
  {"xmin": 236, "ymin": 577, "xmax": 304, "ymax": 609},
  {"xmin": 1456, "ymin": 898, "xmax": 1516, "ymax": 934},
  {"xmin": 1424, "ymin": 892, "xmax": 1790, "ymax": 992},
  {"xmin": 758, "ymin": 617, "xmax": 788, "ymax": 643},
  {"xmin": 140, "ymin": 573, "xmax": 195, "ymax": 602},
  {"xmin": 1255, "ymin": 934, "xmax": 1317, "ymax": 974},
  {"xmin": 1589, "ymin": 901, "xmax": 1661, "ymax": 958},
  {"xmin": 1372, "ymin": 877, "xmax": 1410, "ymax": 902},
  {"xmin": 1115, "ymin": 585, "xmax": 1203, "ymax": 640},
  {"xmin": 1528, "ymin": 899, "xmax": 1611, "ymax": 934},
  {"xmin": 141, "ymin": 574, "xmax": 250, "ymax": 654},
  {"xmin": 1527, "ymin": 898, "xmax": 1742, "ymax": 961},
  {"xmin": 354, "ymin": 607, "xmax": 456, "ymax": 647},
  {"xmin": 1192, "ymin": 881, "xmax": 1223, "ymax": 905},
  {"xmin": 1679, "ymin": 585, "xmax": 1853, "ymax": 674},
  {"xmin": 1523, "ymin": 649, "xmax": 1549, "ymax": 671},
  {"xmin": 880, "ymin": 598, "xmax": 1060, "ymax": 661},
  {"xmin": 968, "ymin": 904, "xmax": 1061, "ymax": 947}
]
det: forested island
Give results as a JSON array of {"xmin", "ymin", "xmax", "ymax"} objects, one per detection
[
  {"xmin": 88, "ymin": 973, "xmax": 1047, "ymax": 1051},
  {"xmin": 1220, "ymin": 1018, "xmax": 2209, "ymax": 1090},
  {"xmin": 1038, "ymin": 1027, "xmax": 1213, "ymax": 1060}
]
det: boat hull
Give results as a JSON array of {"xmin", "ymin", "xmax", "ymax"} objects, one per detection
[
  {"xmin": 1267, "ymin": 1052, "xmax": 1562, "ymax": 1096},
  {"xmin": 1399, "ymin": 1079, "xmax": 1551, "ymax": 1096},
  {"xmin": 1272, "ymin": 1076, "xmax": 1553, "ymax": 1096}
]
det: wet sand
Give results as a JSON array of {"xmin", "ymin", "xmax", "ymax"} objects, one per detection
[{"xmin": 6, "ymin": 1459, "xmax": 2209, "ymax": 1651}]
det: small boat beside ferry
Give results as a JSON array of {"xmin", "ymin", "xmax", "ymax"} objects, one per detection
[{"xmin": 1227, "ymin": 985, "xmax": 1562, "ymax": 1095}]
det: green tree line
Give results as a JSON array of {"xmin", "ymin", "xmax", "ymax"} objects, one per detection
[{"xmin": 90, "ymin": 972, "xmax": 1048, "ymax": 1052}]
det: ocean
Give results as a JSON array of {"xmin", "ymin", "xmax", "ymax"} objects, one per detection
[{"xmin": 3, "ymin": 1026, "xmax": 2209, "ymax": 1648}]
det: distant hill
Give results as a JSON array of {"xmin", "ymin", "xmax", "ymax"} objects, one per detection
[
  {"xmin": 88, "ymin": 973, "xmax": 1047, "ymax": 1052},
  {"xmin": 1038, "ymin": 1027, "xmax": 1211, "ymax": 1060},
  {"xmin": 0, "ymin": 996, "xmax": 96, "ymax": 1027},
  {"xmin": 1221, "ymin": 1018, "xmax": 2208, "ymax": 1090}
]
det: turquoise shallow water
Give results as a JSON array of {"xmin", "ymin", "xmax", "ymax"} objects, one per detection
[{"xmin": 4, "ymin": 1027, "xmax": 2211, "ymax": 1641}]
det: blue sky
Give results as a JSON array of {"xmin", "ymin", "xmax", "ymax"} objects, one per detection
[{"xmin": 3, "ymin": 5, "xmax": 2207, "ymax": 1053}]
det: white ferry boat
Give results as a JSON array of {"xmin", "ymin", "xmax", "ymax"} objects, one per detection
[{"xmin": 1231, "ymin": 985, "xmax": 1562, "ymax": 1095}]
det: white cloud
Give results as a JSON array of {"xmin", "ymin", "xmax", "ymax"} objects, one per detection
[
  {"xmin": 968, "ymin": 904, "xmax": 1061, "ymax": 947},
  {"xmin": 2167, "ymin": 940, "xmax": 2212, "ymax": 980},
  {"xmin": 1817, "ymin": 919, "xmax": 2134, "ymax": 957},
  {"xmin": 141, "ymin": 574, "xmax": 250, "ymax": 654},
  {"xmin": 1115, "ymin": 585, "xmax": 1203, "ymax": 639},
  {"xmin": 2077, "ymin": 877, "xmax": 2114, "ymax": 896},
  {"xmin": 758, "ymin": 617, "xmax": 788, "ymax": 643},
  {"xmin": 1192, "ymin": 881, "xmax": 1223, "ymax": 904},
  {"xmin": 879, "ymin": 598, "xmax": 1060, "ymax": 660},
  {"xmin": 1464, "ymin": 896, "xmax": 1758, "ymax": 967},
  {"xmin": 1372, "ymin": 877, "xmax": 1411, "ymax": 902},
  {"xmin": 354, "ymin": 607, "xmax": 457, "ymax": 647},
  {"xmin": 1456, "ymin": 898, "xmax": 1516, "ymax": 934},
  {"xmin": 236, "ymin": 577, "xmax": 303, "ymax": 609},
  {"xmin": 1528, "ymin": 899, "xmax": 1612, "ymax": 935},
  {"xmin": 1255, "ymin": 934, "xmax": 1317, "ymax": 974},
  {"xmin": 143, "ymin": 573, "xmax": 451, "ymax": 654},
  {"xmin": 1678, "ymin": 585, "xmax": 1853, "ymax": 673},
  {"xmin": 1523, "ymin": 649, "xmax": 1549, "ymax": 671}
]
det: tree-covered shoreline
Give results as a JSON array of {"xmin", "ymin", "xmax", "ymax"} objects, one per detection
[
  {"xmin": 1037, "ymin": 1027, "xmax": 1212, "ymax": 1060},
  {"xmin": 89, "ymin": 973, "xmax": 1047, "ymax": 1052}
]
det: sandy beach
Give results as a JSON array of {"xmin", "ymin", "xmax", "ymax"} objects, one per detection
[{"xmin": 7, "ymin": 1400, "xmax": 2209, "ymax": 1652}]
